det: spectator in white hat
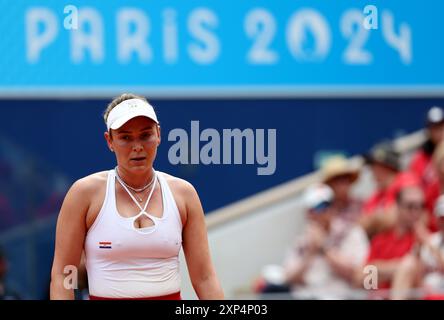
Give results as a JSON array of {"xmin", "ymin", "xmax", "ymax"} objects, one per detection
[
  {"xmin": 260, "ymin": 184, "xmax": 369, "ymax": 299},
  {"xmin": 321, "ymin": 155, "xmax": 362, "ymax": 224}
]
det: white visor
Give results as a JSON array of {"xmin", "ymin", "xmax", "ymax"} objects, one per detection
[{"xmin": 106, "ymin": 98, "xmax": 158, "ymax": 131}]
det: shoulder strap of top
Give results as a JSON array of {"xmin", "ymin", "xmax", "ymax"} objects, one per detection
[
  {"xmin": 156, "ymin": 172, "xmax": 183, "ymax": 227},
  {"xmin": 86, "ymin": 169, "xmax": 116, "ymax": 234}
]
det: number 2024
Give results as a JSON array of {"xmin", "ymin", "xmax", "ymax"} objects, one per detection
[{"xmin": 245, "ymin": 8, "xmax": 412, "ymax": 65}]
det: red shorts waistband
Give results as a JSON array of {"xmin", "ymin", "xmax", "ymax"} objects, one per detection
[{"xmin": 89, "ymin": 291, "xmax": 182, "ymax": 300}]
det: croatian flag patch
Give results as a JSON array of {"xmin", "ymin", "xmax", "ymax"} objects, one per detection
[{"xmin": 99, "ymin": 241, "xmax": 112, "ymax": 249}]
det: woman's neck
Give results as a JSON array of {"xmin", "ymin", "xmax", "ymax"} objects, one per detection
[{"xmin": 116, "ymin": 166, "xmax": 155, "ymax": 189}]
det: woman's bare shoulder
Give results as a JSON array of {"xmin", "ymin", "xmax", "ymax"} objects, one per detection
[
  {"xmin": 158, "ymin": 171, "xmax": 196, "ymax": 194},
  {"xmin": 69, "ymin": 171, "xmax": 109, "ymax": 196},
  {"xmin": 58, "ymin": 171, "xmax": 110, "ymax": 222},
  {"xmin": 157, "ymin": 172, "xmax": 202, "ymax": 226}
]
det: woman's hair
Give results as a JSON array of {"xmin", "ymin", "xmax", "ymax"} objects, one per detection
[{"xmin": 103, "ymin": 93, "xmax": 148, "ymax": 124}]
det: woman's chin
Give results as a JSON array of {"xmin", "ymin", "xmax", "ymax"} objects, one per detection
[{"xmin": 129, "ymin": 162, "xmax": 151, "ymax": 172}]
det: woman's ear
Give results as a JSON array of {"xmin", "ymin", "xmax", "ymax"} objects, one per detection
[
  {"xmin": 104, "ymin": 131, "xmax": 114, "ymax": 152},
  {"xmin": 157, "ymin": 125, "xmax": 161, "ymax": 146}
]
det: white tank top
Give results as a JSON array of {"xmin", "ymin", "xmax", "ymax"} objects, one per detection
[{"xmin": 84, "ymin": 169, "xmax": 183, "ymax": 298}]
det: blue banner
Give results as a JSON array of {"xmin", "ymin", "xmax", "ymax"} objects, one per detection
[{"xmin": 0, "ymin": 0, "xmax": 443, "ymax": 96}]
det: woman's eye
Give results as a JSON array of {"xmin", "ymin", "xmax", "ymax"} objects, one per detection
[
  {"xmin": 141, "ymin": 133, "xmax": 151, "ymax": 139},
  {"xmin": 122, "ymin": 135, "xmax": 131, "ymax": 141}
]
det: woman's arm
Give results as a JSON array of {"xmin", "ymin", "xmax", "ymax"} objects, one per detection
[
  {"xmin": 181, "ymin": 182, "xmax": 224, "ymax": 300},
  {"xmin": 50, "ymin": 179, "xmax": 90, "ymax": 300}
]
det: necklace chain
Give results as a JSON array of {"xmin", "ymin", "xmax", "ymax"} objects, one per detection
[
  {"xmin": 115, "ymin": 166, "xmax": 155, "ymax": 192},
  {"xmin": 115, "ymin": 167, "xmax": 156, "ymax": 202}
]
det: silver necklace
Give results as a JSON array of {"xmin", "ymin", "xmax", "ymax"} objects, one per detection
[
  {"xmin": 117, "ymin": 170, "xmax": 158, "ymax": 206},
  {"xmin": 115, "ymin": 167, "xmax": 156, "ymax": 202}
]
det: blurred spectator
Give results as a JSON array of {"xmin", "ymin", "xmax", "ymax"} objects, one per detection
[
  {"xmin": 362, "ymin": 141, "xmax": 401, "ymax": 215},
  {"xmin": 258, "ymin": 184, "xmax": 369, "ymax": 299},
  {"xmin": 423, "ymin": 141, "xmax": 444, "ymax": 232},
  {"xmin": 360, "ymin": 184, "xmax": 426, "ymax": 293},
  {"xmin": 391, "ymin": 194, "xmax": 444, "ymax": 300},
  {"xmin": 409, "ymin": 106, "xmax": 444, "ymax": 189},
  {"xmin": 360, "ymin": 142, "xmax": 420, "ymax": 238},
  {"xmin": 321, "ymin": 155, "xmax": 362, "ymax": 224},
  {"xmin": 0, "ymin": 247, "xmax": 21, "ymax": 300}
]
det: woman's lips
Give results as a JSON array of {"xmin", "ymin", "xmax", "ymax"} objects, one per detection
[{"xmin": 131, "ymin": 157, "xmax": 146, "ymax": 161}]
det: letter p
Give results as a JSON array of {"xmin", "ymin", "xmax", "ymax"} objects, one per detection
[{"xmin": 26, "ymin": 7, "xmax": 58, "ymax": 63}]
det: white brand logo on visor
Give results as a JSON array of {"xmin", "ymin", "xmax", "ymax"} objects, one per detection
[{"xmin": 128, "ymin": 102, "xmax": 138, "ymax": 109}]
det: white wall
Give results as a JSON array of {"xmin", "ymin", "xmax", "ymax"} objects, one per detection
[{"xmin": 179, "ymin": 195, "xmax": 306, "ymax": 299}]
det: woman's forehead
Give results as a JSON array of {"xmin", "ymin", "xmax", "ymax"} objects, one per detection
[{"xmin": 116, "ymin": 116, "xmax": 158, "ymax": 132}]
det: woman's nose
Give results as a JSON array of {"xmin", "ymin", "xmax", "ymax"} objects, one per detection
[{"xmin": 133, "ymin": 144, "xmax": 143, "ymax": 152}]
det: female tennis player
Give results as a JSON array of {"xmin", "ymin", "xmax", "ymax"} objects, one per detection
[{"xmin": 50, "ymin": 94, "xmax": 224, "ymax": 300}]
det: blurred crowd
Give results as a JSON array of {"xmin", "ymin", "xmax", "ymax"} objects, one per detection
[{"xmin": 256, "ymin": 106, "xmax": 444, "ymax": 300}]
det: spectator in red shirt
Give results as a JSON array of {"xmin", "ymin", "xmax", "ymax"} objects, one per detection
[
  {"xmin": 358, "ymin": 184, "xmax": 426, "ymax": 293},
  {"xmin": 422, "ymin": 141, "xmax": 444, "ymax": 232},
  {"xmin": 360, "ymin": 142, "xmax": 406, "ymax": 238},
  {"xmin": 362, "ymin": 142, "xmax": 401, "ymax": 215},
  {"xmin": 391, "ymin": 194, "xmax": 444, "ymax": 300},
  {"xmin": 409, "ymin": 106, "xmax": 444, "ymax": 189}
]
